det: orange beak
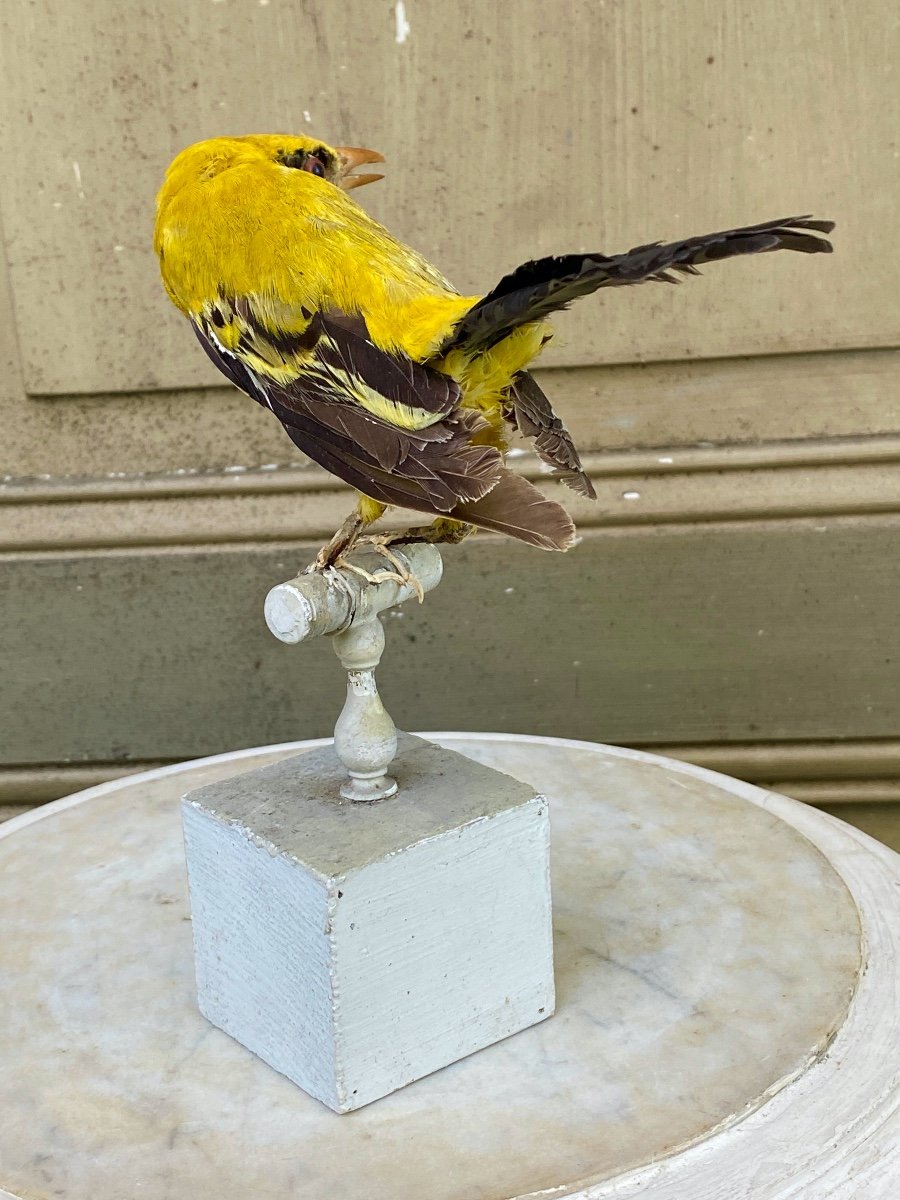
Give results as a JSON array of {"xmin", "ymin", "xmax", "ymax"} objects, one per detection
[{"xmin": 335, "ymin": 145, "xmax": 385, "ymax": 190}]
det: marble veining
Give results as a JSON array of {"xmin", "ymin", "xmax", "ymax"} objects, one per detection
[{"xmin": 0, "ymin": 736, "xmax": 862, "ymax": 1200}]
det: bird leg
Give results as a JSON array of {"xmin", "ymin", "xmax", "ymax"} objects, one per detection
[
  {"xmin": 307, "ymin": 509, "xmax": 468, "ymax": 602},
  {"xmin": 363, "ymin": 518, "xmax": 477, "ymax": 548},
  {"xmin": 305, "ymin": 505, "xmax": 422, "ymax": 598},
  {"xmin": 347, "ymin": 519, "xmax": 476, "ymax": 603},
  {"xmin": 306, "ymin": 509, "xmax": 367, "ymax": 574}
]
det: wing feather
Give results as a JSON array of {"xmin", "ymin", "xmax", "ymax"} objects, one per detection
[
  {"xmin": 195, "ymin": 302, "xmax": 582, "ymax": 548},
  {"xmin": 508, "ymin": 372, "xmax": 595, "ymax": 499},
  {"xmin": 194, "ymin": 314, "xmax": 504, "ymax": 515}
]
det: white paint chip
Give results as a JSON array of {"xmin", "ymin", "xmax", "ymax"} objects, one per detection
[
  {"xmin": 658, "ymin": 456, "xmax": 674, "ymax": 464},
  {"xmin": 303, "ymin": 110, "xmax": 313, "ymax": 124},
  {"xmin": 623, "ymin": 490, "xmax": 641, "ymax": 501},
  {"xmin": 395, "ymin": 0, "xmax": 411, "ymax": 43}
]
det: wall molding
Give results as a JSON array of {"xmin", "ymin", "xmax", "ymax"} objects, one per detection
[
  {"xmin": 651, "ymin": 741, "xmax": 900, "ymax": 805},
  {"xmin": 0, "ymin": 762, "xmax": 164, "ymax": 806},
  {"xmin": 3, "ymin": 740, "xmax": 899, "ymax": 807},
  {"xmin": 4, "ymin": 434, "xmax": 900, "ymax": 553},
  {"xmin": 648, "ymin": 739, "xmax": 900, "ymax": 779}
]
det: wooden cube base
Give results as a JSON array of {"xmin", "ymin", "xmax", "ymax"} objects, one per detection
[{"xmin": 181, "ymin": 734, "xmax": 554, "ymax": 1112}]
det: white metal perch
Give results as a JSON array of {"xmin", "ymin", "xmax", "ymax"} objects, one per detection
[{"xmin": 263, "ymin": 544, "xmax": 443, "ymax": 801}]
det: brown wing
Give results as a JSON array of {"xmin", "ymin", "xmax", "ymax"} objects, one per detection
[
  {"xmin": 195, "ymin": 309, "xmax": 576, "ymax": 549},
  {"xmin": 193, "ymin": 311, "xmax": 503, "ymax": 516}
]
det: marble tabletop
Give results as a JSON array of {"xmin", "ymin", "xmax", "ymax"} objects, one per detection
[{"xmin": 1, "ymin": 734, "xmax": 897, "ymax": 1200}]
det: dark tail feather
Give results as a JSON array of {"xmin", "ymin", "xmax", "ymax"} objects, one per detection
[
  {"xmin": 441, "ymin": 216, "xmax": 835, "ymax": 354},
  {"xmin": 451, "ymin": 470, "xmax": 577, "ymax": 551}
]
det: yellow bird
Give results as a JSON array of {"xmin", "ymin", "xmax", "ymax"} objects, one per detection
[{"xmin": 154, "ymin": 134, "xmax": 833, "ymax": 568}]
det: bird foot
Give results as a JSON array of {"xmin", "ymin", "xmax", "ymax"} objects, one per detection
[
  {"xmin": 305, "ymin": 550, "xmax": 336, "ymax": 575},
  {"xmin": 351, "ymin": 535, "xmax": 426, "ymax": 602},
  {"xmin": 303, "ymin": 551, "xmax": 421, "ymax": 602},
  {"xmin": 304, "ymin": 511, "xmax": 367, "ymax": 576},
  {"xmin": 302, "ymin": 534, "xmax": 422, "ymax": 601}
]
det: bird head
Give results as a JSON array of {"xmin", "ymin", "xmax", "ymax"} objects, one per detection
[
  {"xmin": 158, "ymin": 133, "xmax": 385, "ymax": 199},
  {"xmin": 258, "ymin": 133, "xmax": 385, "ymax": 190}
]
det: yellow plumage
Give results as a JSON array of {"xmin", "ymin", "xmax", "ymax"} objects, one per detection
[
  {"xmin": 155, "ymin": 135, "xmax": 545, "ymax": 429},
  {"xmin": 154, "ymin": 132, "xmax": 833, "ymax": 565}
]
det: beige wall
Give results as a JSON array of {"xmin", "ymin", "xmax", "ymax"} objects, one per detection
[{"xmin": 1, "ymin": 1, "xmax": 898, "ymax": 838}]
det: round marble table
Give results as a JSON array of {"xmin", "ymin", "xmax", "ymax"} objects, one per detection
[{"xmin": 1, "ymin": 734, "xmax": 898, "ymax": 1199}]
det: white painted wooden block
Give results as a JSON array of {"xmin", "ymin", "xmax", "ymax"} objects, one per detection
[{"xmin": 181, "ymin": 733, "xmax": 554, "ymax": 1112}]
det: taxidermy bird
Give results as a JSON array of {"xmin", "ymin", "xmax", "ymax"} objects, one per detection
[{"xmin": 154, "ymin": 134, "xmax": 833, "ymax": 574}]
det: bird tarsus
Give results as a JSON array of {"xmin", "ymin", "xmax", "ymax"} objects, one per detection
[
  {"xmin": 305, "ymin": 509, "xmax": 367, "ymax": 574},
  {"xmin": 379, "ymin": 519, "xmax": 476, "ymax": 547},
  {"xmin": 305, "ymin": 515, "xmax": 475, "ymax": 601}
]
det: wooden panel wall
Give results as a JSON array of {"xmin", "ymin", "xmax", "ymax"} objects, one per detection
[
  {"xmin": 0, "ymin": 0, "xmax": 896, "ymax": 394},
  {"xmin": 0, "ymin": 1, "xmax": 898, "ymax": 847}
]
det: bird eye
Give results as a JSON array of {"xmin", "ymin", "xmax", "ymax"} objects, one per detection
[{"xmin": 303, "ymin": 155, "xmax": 327, "ymax": 178}]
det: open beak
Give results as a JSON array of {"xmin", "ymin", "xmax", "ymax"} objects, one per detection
[{"xmin": 335, "ymin": 145, "xmax": 385, "ymax": 190}]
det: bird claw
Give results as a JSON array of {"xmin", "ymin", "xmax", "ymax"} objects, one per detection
[
  {"xmin": 303, "ymin": 538, "xmax": 425, "ymax": 603},
  {"xmin": 355, "ymin": 535, "xmax": 426, "ymax": 603},
  {"xmin": 304, "ymin": 551, "xmax": 335, "ymax": 576}
]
